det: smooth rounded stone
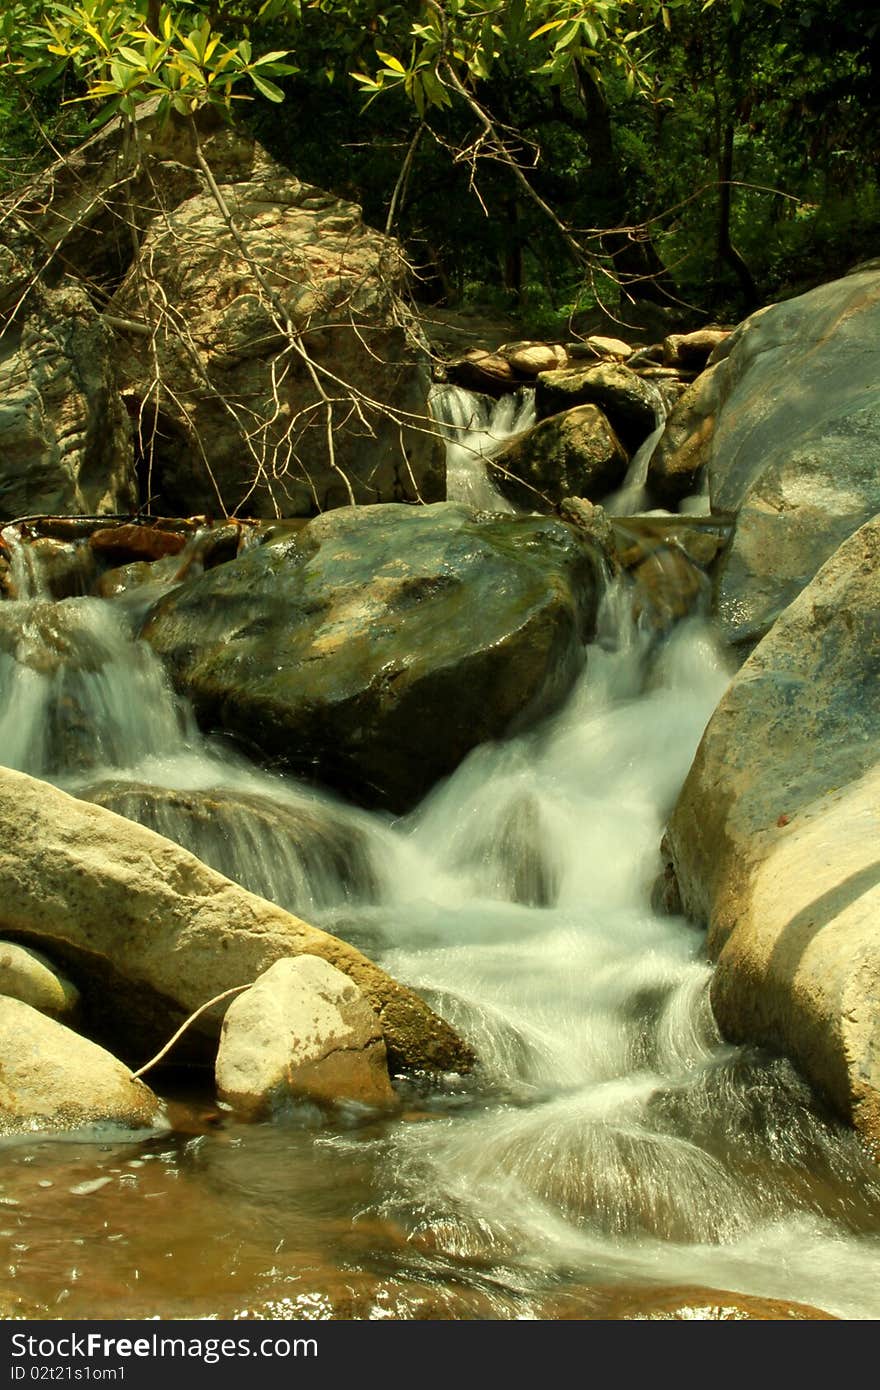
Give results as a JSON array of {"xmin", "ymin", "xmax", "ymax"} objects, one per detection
[
  {"xmin": 487, "ymin": 405, "xmax": 628, "ymax": 510},
  {"xmin": 662, "ymin": 328, "xmax": 731, "ymax": 369},
  {"xmin": 0, "ymin": 941, "xmax": 79, "ymax": 1020},
  {"xmin": 0, "ymin": 282, "xmax": 136, "ymax": 524},
  {"xmin": 664, "ymin": 514, "xmax": 880, "ymax": 1145},
  {"xmin": 497, "ymin": 341, "xmax": 567, "ymax": 376},
  {"xmin": 558, "ymin": 498, "xmax": 620, "ymax": 575},
  {"xmin": 0, "ymin": 766, "xmax": 474, "ymax": 1077},
  {"xmin": 658, "ymin": 269, "xmax": 880, "ymax": 646},
  {"xmin": 630, "ymin": 546, "xmax": 706, "ymax": 630},
  {"xmin": 93, "ymin": 555, "xmax": 182, "ymax": 601},
  {"xmin": 216, "ymin": 956, "xmax": 396, "ymax": 1116},
  {"xmin": 84, "ymin": 781, "xmax": 380, "ymax": 917},
  {"xmin": 534, "ymin": 362, "xmax": 662, "ymax": 453},
  {"xmin": 0, "ymin": 996, "xmax": 163, "ymax": 1137},
  {"xmin": 142, "ymin": 502, "xmax": 603, "ymax": 813}
]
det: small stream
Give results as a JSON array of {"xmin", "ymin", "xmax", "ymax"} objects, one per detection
[{"xmin": 2, "ymin": 394, "xmax": 880, "ymax": 1320}]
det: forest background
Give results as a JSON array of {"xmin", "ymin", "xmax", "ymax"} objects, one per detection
[{"xmin": 0, "ymin": 0, "xmax": 877, "ymax": 338}]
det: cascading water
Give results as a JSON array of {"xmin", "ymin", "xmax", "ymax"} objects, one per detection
[
  {"xmin": 429, "ymin": 383, "xmax": 534, "ymax": 511},
  {"xmin": 1, "ymin": 471, "xmax": 880, "ymax": 1318}
]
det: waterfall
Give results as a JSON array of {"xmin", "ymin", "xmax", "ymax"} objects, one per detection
[
  {"xmin": 2, "ymin": 465, "xmax": 880, "ymax": 1318},
  {"xmin": 429, "ymin": 383, "xmax": 534, "ymax": 511}
]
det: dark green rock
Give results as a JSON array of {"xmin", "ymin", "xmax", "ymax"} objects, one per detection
[
  {"xmin": 535, "ymin": 362, "xmax": 662, "ymax": 452},
  {"xmin": 142, "ymin": 502, "xmax": 603, "ymax": 811},
  {"xmin": 488, "ymin": 405, "xmax": 628, "ymax": 510}
]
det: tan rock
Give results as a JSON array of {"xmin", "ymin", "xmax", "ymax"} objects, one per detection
[
  {"xmin": 665, "ymin": 515, "xmax": 880, "ymax": 1145},
  {"xmin": 499, "ymin": 341, "xmax": 567, "ymax": 376},
  {"xmin": 0, "ymin": 766, "xmax": 474, "ymax": 1077},
  {"xmin": 0, "ymin": 996, "xmax": 163, "ymax": 1136},
  {"xmin": 216, "ymin": 956, "xmax": 396, "ymax": 1116},
  {"xmin": 0, "ymin": 941, "xmax": 79, "ymax": 1020},
  {"xmin": 662, "ymin": 328, "xmax": 731, "ymax": 369}
]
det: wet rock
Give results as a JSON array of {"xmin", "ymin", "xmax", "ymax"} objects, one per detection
[
  {"xmin": 487, "ymin": 405, "xmax": 628, "ymax": 510},
  {"xmin": 0, "ymin": 766, "xmax": 474, "ymax": 1077},
  {"xmin": 0, "ymin": 996, "xmax": 163, "ymax": 1136},
  {"xmin": 535, "ymin": 362, "xmax": 662, "ymax": 453},
  {"xmin": 215, "ymin": 956, "xmax": 396, "ymax": 1117},
  {"xmin": 7, "ymin": 537, "xmax": 98, "ymax": 600},
  {"xmin": 142, "ymin": 502, "xmax": 603, "ymax": 813},
  {"xmin": 630, "ymin": 546, "xmax": 706, "ymax": 630},
  {"xmin": 93, "ymin": 555, "xmax": 183, "ymax": 601},
  {"xmin": 558, "ymin": 499, "xmax": 619, "ymax": 575},
  {"xmin": 0, "ymin": 282, "xmax": 136, "ymax": 523},
  {"xmin": 89, "ymin": 524, "xmax": 187, "ymax": 563},
  {"xmin": 84, "ymin": 781, "xmax": 380, "ymax": 918},
  {"xmin": 0, "ymin": 941, "xmax": 80, "ymax": 1020},
  {"xmin": 665, "ymin": 514, "xmax": 880, "ymax": 1146},
  {"xmin": 552, "ymin": 1283, "xmax": 835, "ymax": 1320},
  {"xmin": 645, "ymin": 365, "xmax": 719, "ymax": 507}
]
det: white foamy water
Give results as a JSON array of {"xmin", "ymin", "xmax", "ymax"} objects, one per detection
[
  {"xmin": 2, "ymin": 477, "xmax": 880, "ymax": 1317},
  {"xmin": 430, "ymin": 382, "xmax": 534, "ymax": 511}
]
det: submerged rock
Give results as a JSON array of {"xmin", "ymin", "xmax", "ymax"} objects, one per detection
[
  {"xmin": 0, "ymin": 941, "xmax": 79, "ymax": 1021},
  {"xmin": 142, "ymin": 502, "xmax": 604, "ymax": 812},
  {"xmin": 488, "ymin": 405, "xmax": 628, "ymax": 510},
  {"xmin": 0, "ymin": 996, "xmax": 163, "ymax": 1136},
  {"xmin": 664, "ymin": 514, "xmax": 880, "ymax": 1146},
  {"xmin": 0, "ymin": 766, "xmax": 473, "ymax": 1077},
  {"xmin": 215, "ymin": 956, "xmax": 396, "ymax": 1117}
]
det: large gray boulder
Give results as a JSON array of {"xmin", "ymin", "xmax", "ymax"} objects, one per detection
[
  {"xmin": 215, "ymin": 956, "xmax": 396, "ymax": 1117},
  {"xmin": 0, "ymin": 996, "xmax": 163, "ymax": 1137},
  {"xmin": 0, "ymin": 766, "xmax": 474, "ymax": 1077},
  {"xmin": 142, "ymin": 502, "xmax": 603, "ymax": 812},
  {"xmin": 649, "ymin": 268, "xmax": 880, "ymax": 647},
  {"xmin": 0, "ymin": 282, "xmax": 135, "ymax": 522},
  {"xmin": 663, "ymin": 514, "xmax": 880, "ymax": 1145}
]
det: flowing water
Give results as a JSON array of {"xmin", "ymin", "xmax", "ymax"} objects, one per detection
[{"xmin": 2, "ymin": 410, "xmax": 880, "ymax": 1320}]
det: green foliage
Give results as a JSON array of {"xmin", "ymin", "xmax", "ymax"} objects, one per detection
[{"xmin": 0, "ymin": 1, "xmax": 297, "ymax": 122}]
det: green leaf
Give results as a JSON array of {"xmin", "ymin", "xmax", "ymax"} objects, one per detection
[
  {"xmin": 250, "ymin": 71, "xmax": 285, "ymax": 102},
  {"xmin": 376, "ymin": 49, "xmax": 405, "ymax": 73}
]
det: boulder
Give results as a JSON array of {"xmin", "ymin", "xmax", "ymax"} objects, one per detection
[
  {"xmin": 0, "ymin": 282, "xmax": 135, "ymax": 522},
  {"xmin": 646, "ymin": 366, "xmax": 720, "ymax": 507},
  {"xmin": 487, "ymin": 405, "xmax": 628, "ymax": 511},
  {"xmin": 664, "ymin": 515, "xmax": 880, "ymax": 1145},
  {"xmin": 215, "ymin": 956, "xmax": 396, "ymax": 1117},
  {"xmin": 109, "ymin": 139, "xmax": 442, "ymax": 518},
  {"xmin": 652, "ymin": 268, "xmax": 880, "ymax": 646},
  {"xmin": 1, "ymin": 103, "xmax": 443, "ymax": 521},
  {"xmin": 0, "ymin": 941, "xmax": 79, "ymax": 1020},
  {"xmin": 142, "ymin": 502, "xmax": 603, "ymax": 812},
  {"xmin": 0, "ymin": 996, "xmax": 163, "ymax": 1136},
  {"xmin": 535, "ymin": 363, "xmax": 662, "ymax": 452},
  {"xmin": 0, "ymin": 766, "xmax": 474, "ymax": 1076}
]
